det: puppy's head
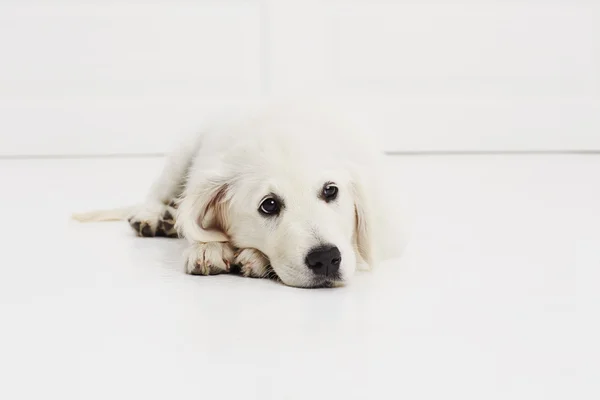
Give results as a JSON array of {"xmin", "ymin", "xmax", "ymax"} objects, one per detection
[
  {"xmin": 175, "ymin": 106, "xmax": 388, "ymax": 288},
  {"xmin": 231, "ymin": 165, "xmax": 376, "ymax": 287},
  {"xmin": 178, "ymin": 161, "xmax": 377, "ymax": 288}
]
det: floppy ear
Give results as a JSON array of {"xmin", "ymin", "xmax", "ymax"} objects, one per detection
[
  {"xmin": 352, "ymin": 166, "xmax": 408, "ymax": 270},
  {"xmin": 351, "ymin": 171, "xmax": 378, "ymax": 270},
  {"xmin": 175, "ymin": 176, "xmax": 231, "ymax": 243}
]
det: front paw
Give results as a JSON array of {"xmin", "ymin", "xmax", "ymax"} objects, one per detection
[
  {"xmin": 234, "ymin": 248, "xmax": 271, "ymax": 278},
  {"xmin": 185, "ymin": 242, "xmax": 235, "ymax": 275}
]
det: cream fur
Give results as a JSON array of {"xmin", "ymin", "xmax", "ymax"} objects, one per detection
[{"xmin": 73, "ymin": 100, "xmax": 406, "ymax": 288}]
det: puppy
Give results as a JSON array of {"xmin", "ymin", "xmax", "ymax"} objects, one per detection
[{"xmin": 74, "ymin": 102, "xmax": 404, "ymax": 288}]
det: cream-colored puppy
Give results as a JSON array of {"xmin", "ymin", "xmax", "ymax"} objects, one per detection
[{"xmin": 74, "ymin": 102, "xmax": 403, "ymax": 288}]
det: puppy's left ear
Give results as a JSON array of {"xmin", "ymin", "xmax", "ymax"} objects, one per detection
[
  {"xmin": 351, "ymin": 167, "xmax": 407, "ymax": 270},
  {"xmin": 351, "ymin": 170, "xmax": 378, "ymax": 270}
]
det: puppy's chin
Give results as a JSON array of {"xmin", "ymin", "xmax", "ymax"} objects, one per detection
[
  {"xmin": 280, "ymin": 276, "xmax": 346, "ymax": 289},
  {"xmin": 310, "ymin": 277, "xmax": 347, "ymax": 289},
  {"xmin": 273, "ymin": 264, "xmax": 352, "ymax": 289},
  {"xmin": 273, "ymin": 271, "xmax": 316, "ymax": 289}
]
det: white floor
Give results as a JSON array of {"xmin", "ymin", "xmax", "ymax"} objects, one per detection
[{"xmin": 0, "ymin": 155, "xmax": 597, "ymax": 400}]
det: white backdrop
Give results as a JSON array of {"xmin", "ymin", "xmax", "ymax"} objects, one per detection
[{"xmin": 0, "ymin": 0, "xmax": 599, "ymax": 155}]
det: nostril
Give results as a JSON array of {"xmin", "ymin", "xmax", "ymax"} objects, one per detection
[{"xmin": 305, "ymin": 245, "xmax": 342, "ymax": 276}]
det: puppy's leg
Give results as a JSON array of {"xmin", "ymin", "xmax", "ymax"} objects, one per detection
[
  {"xmin": 185, "ymin": 241, "xmax": 236, "ymax": 275},
  {"xmin": 234, "ymin": 248, "xmax": 271, "ymax": 278},
  {"xmin": 128, "ymin": 134, "xmax": 203, "ymax": 237},
  {"xmin": 128, "ymin": 203, "xmax": 177, "ymax": 237},
  {"xmin": 129, "ymin": 204, "xmax": 179, "ymax": 238}
]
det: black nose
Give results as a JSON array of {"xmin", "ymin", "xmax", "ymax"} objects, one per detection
[{"xmin": 305, "ymin": 245, "xmax": 341, "ymax": 277}]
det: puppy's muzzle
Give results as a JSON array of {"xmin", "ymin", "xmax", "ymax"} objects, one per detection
[{"xmin": 305, "ymin": 245, "xmax": 341, "ymax": 277}]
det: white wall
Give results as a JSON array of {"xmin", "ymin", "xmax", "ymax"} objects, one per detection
[{"xmin": 0, "ymin": 0, "xmax": 599, "ymax": 155}]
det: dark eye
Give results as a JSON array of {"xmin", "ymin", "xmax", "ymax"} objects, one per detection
[
  {"xmin": 322, "ymin": 183, "xmax": 338, "ymax": 202},
  {"xmin": 259, "ymin": 197, "xmax": 281, "ymax": 215}
]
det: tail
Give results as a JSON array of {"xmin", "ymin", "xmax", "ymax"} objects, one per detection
[{"xmin": 71, "ymin": 206, "xmax": 137, "ymax": 222}]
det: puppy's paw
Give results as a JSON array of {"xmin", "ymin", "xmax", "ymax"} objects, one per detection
[
  {"xmin": 185, "ymin": 242, "xmax": 235, "ymax": 275},
  {"xmin": 234, "ymin": 248, "xmax": 271, "ymax": 278},
  {"xmin": 155, "ymin": 207, "xmax": 178, "ymax": 238},
  {"xmin": 128, "ymin": 202, "xmax": 178, "ymax": 238}
]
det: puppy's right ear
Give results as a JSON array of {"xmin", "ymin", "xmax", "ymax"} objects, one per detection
[{"xmin": 175, "ymin": 176, "xmax": 231, "ymax": 243}]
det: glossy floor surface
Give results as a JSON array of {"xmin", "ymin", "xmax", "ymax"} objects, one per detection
[{"xmin": 0, "ymin": 155, "xmax": 596, "ymax": 400}]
